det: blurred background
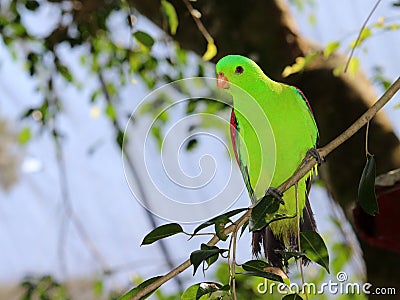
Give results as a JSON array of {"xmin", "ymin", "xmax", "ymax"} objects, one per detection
[{"xmin": 0, "ymin": 0, "xmax": 399, "ymax": 299}]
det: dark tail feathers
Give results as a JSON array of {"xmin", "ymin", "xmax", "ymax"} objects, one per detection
[{"xmin": 252, "ymin": 197, "xmax": 317, "ymax": 268}]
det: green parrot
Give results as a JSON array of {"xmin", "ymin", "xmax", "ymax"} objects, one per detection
[{"xmin": 216, "ymin": 55, "xmax": 319, "ymax": 267}]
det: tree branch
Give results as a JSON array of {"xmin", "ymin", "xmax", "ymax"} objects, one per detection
[{"xmin": 131, "ymin": 76, "xmax": 400, "ymax": 299}]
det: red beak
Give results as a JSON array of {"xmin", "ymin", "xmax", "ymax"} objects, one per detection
[{"xmin": 217, "ymin": 72, "xmax": 230, "ymax": 90}]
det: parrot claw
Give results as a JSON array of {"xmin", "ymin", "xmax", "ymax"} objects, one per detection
[
  {"xmin": 265, "ymin": 187, "xmax": 284, "ymax": 205},
  {"xmin": 306, "ymin": 148, "xmax": 323, "ymax": 165}
]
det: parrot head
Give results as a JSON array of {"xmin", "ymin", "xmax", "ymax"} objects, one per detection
[{"xmin": 216, "ymin": 55, "xmax": 265, "ymax": 93}]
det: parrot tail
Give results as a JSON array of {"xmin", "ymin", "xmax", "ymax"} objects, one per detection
[{"xmin": 252, "ymin": 197, "xmax": 317, "ymax": 268}]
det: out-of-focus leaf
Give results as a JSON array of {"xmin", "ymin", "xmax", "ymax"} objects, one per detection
[
  {"xmin": 351, "ymin": 28, "xmax": 372, "ymax": 48},
  {"xmin": 358, "ymin": 154, "xmax": 378, "ymax": 215},
  {"xmin": 161, "ymin": 0, "xmax": 178, "ymax": 35},
  {"xmin": 348, "ymin": 57, "xmax": 360, "ymax": 75},
  {"xmin": 18, "ymin": 127, "xmax": 31, "ymax": 144},
  {"xmin": 118, "ymin": 276, "xmax": 162, "ymax": 300},
  {"xmin": 141, "ymin": 223, "xmax": 184, "ymax": 245},
  {"xmin": 93, "ymin": 279, "xmax": 103, "ymax": 296},
  {"xmin": 373, "ymin": 66, "xmax": 392, "ymax": 91},
  {"xmin": 151, "ymin": 126, "xmax": 163, "ymax": 150},
  {"xmin": 300, "ymin": 231, "xmax": 330, "ymax": 273},
  {"xmin": 186, "ymin": 138, "xmax": 198, "ymax": 151},
  {"xmin": 282, "ymin": 53, "xmax": 317, "ymax": 77},
  {"xmin": 202, "ymin": 42, "xmax": 217, "ymax": 61},
  {"xmin": 324, "ymin": 41, "xmax": 340, "ymax": 58},
  {"xmin": 105, "ymin": 103, "xmax": 116, "ymax": 121},
  {"xmin": 134, "ymin": 31, "xmax": 155, "ymax": 49}
]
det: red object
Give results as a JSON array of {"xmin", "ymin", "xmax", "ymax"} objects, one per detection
[{"xmin": 353, "ymin": 181, "xmax": 400, "ymax": 253}]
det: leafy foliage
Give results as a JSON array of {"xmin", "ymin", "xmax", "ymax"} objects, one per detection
[
  {"xmin": 190, "ymin": 244, "xmax": 228, "ymax": 275},
  {"xmin": 118, "ymin": 276, "xmax": 163, "ymax": 300},
  {"xmin": 358, "ymin": 154, "xmax": 378, "ymax": 216},
  {"xmin": 181, "ymin": 282, "xmax": 229, "ymax": 300},
  {"xmin": 250, "ymin": 195, "xmax": 282, "ymax": 231},
  {"xmin": 192, "ymin": 208, "xmax": 247, "ymax": 236},
  {"xmin": 300, "ymin": 231, "xmax": 330, "ymax": 273},
  {"xmin": 21, "ymin": 275, "xmax": 70, "ymax": 300},
  {"xmin": 141, "ymin": 223, "xmax": 184, "ymax": 245}
]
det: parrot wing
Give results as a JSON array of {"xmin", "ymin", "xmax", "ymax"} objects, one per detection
[
  {"xmin": 291, "ymin": 86, "xmax": 319, "ymax": 146},
  {"xmin": 230, "ymin": 108, "xmax": 255, "ymax": 201}
]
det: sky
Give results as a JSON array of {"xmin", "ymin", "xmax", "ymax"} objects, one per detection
[{"xmin": 0, "ymin": 0, "xmax": 399, "ymax": 298}]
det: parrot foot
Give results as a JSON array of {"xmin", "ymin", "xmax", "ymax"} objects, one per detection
[
  {"xmin": 306, "ymin": 148, "xmax": 323, "ymax": 165},
  {"xmin": 265, "ymin": 187, "xmax": 284, "ymax": 205}
]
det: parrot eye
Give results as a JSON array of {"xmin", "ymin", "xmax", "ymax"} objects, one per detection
[{"xmin": 235, "ymin": 66, "xmax": 244, "ymax": 74}]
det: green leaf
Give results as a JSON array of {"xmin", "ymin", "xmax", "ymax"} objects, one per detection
[
  {"xmin": 214, "ymin": 215, "xmax": 230, "ymax": 241},
  {"xmin": 202, "ymin": 42, "xmax": 217, "ymax": 61},
  {"xmin": 93, "ymin": 279, "xmax": 103, "ymax": 296},
  {"xmin": 161, "ymin": 0, "xmax": 178, "ymax": 35},
  {"xmin": 237, "ymin": 270, "xmax": 283, "ymax": 283},
  {"xmin": 141, "ymin": 223, "xmax": 184, "ymax": 245},
  {"xmin": 241, "ymin": 261, "xmax": 290, "ymax": 285},
  {"xmin": 351, "ymin": 28, "xmax": 372, "ymax": 48},
  {"xmin": 56, "ymin": 63, "xmax": 73, "ymax": 82},
  {"xmin": 105, "ymin": 103, "xmax": 116, "ymax": 121},
  {"xmin": 190, "ymin": 244, "xmax": 228, "ymax": 275},
  {"xmin": 239, "ymin": 219, "xmax": 249, "ymax": 238},
  {"xmin": 118, "ymin": 276, "xmax": 162, "ymax": 300},
  {"xmin": 181, "ymin": 282, "xmax": 229, "ymax": 300},
  {"xmin": 134, "ymin": 31, "xmax": 155, "ymax": 49},
  {"xmin": 275, "ymin": 250, "xmax": 304, "ymax": 263},
  {"xmin": 18, "ymin": 127, "xmax": 31, "ymax": 144},
  {"xmin": 192, "ymin": 208, "xmax": 247, "ymax": 236},
  {"xmin": 116, "ymin": 129, "xmax": 124, "ymax": 149},
  {"xmin": 324, "ymin": 41, "xmax": 340, "ymax": 58},
  {"xmin": 358, "ymin": 154, "xmax": 378, "ymax": 215},
  {"xmin": 282, "ymin": 293, "xmax": 304, "ymax": 300},
  {"xmin": 186, "ymin": 138, "xmax": 198, "ymax": 151},
  {"xmin": 300, "ymin": 231, "xmax": 330, "ymax": 273},
  {"xmin": 282, "ymin": 53, "xmax": 317, "ymax": 77},
  {"xmin": 250, "ymin": 195, "xmax": 280, "ymax": 231},
  {"xmin": 241, "ymin": 260, "xmax": 270, "ymax": 272},
  {"xmin": 348, "ymin": 57, "xmax": 360, "ymax": 75},
  {"xmin": 200, "ymin": 244, "xmax": 219, "ymax": 270},
  {"xmin": 151, "ymin": 126, "xmax": 163, "ymax": 150}
]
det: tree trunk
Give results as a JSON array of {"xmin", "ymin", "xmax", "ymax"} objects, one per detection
[{"xmin": 134, "ymin": 0, "xmax": 400, "ymax": 297}]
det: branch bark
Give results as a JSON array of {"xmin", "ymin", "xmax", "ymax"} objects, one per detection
[{"xmin": 132, "ymin": 76, "xmax": 400, "ymax": 300}]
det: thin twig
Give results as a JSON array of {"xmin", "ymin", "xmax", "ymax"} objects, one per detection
[
  {"xmin": 365, "ymin": 121, "xmax": 371, "ymax": 157},
  {"xmin": 131, "ymin": 76, "xmax": 400, "ymax": 300},
  {"xmin": 181, "ymin": 0, "xmax": 214, "ymax": 44},
  {"xmin": 344, "ymin": 0, "xmax": 382, "ymax": 72}
]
